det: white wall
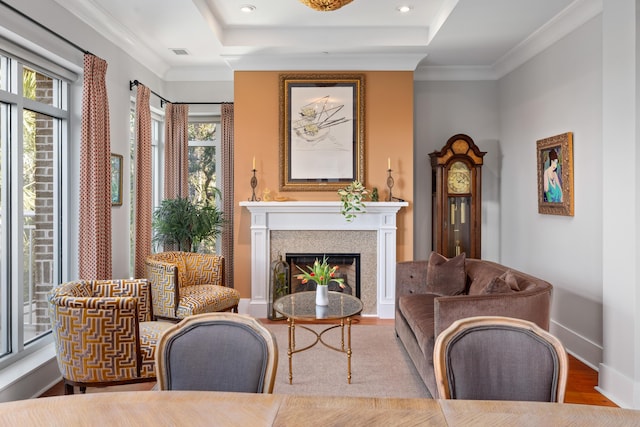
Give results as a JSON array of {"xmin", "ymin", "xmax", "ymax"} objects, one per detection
[
  {"xmin": 413, "ymin": 81, "xmax": 500, "ymax": 262},
  {"xmin": 498, "ymin": 16, "xmax": 604, "ymax": 367},
  {"xmin": 599, "ymin": 0, "xmax": 639, "ymax": 409}
]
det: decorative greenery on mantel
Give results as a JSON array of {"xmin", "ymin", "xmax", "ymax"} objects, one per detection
[{"xmin": 337, "ymin": 180, "xmax": 369, "ymax": 222}]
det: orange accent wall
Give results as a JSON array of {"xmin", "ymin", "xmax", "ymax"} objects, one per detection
[{"xmin": 233, "ymin": 71, "xmax": 414, "ymax": 299}]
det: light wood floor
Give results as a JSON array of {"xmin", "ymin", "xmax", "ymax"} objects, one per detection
[{"xmin": 40, "ymin": 316, "xmax": 618, "ymax": 407}]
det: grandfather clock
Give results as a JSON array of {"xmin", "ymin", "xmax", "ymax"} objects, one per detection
[{"xmin": 430, "ymin": 134, "xmax": 485, "ymax": 259}]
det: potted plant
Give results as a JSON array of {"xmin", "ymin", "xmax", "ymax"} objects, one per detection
[
  {"xmin": 152, "ymin": 197, "xmax": 224, "ymax": 252},
  {"xmin": 337, "ymin": 180, "xmax": 369, "ymax": 222}
]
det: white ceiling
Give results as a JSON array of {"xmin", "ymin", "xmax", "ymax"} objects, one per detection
[{"xmin": 51, "ymin": 0, "xmax": 600, "ymax": 81}]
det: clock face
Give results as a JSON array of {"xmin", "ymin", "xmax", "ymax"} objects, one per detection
[{"xmin": 447, "ymin": 161, "xmax": 471, "ymax": 194}]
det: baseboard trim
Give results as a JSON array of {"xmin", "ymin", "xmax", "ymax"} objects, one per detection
[{"xmin": 549, "ymin": 319, "xmax": 602, "ymax": 371}]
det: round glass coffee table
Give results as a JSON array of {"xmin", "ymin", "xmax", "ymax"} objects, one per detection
[{"xmin": 274, "ymin": 291, "xmax": 363, "ymax": 384}]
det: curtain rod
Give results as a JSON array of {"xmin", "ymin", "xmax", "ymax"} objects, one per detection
[
  {"xmin": 129, "ymin": 80, "xmax": 230, "ymax": 107},
  {"xmin": 129, "ymin": 79, "xmax": 170, "ymax": 106},
  {"xmin": 0, "ymin": 0, "xmax": 91, "ymax": 55},
  {"xmin": 173, "ymin": 102, "xmax": 227, "ymax": 105}
]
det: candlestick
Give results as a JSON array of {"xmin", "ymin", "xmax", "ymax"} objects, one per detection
[
  {"xmin": 386, "ymin": 169, "xmax": 395, "ymax": 201},
  {"xmin": 249, "ymin": 168, "xmax": 260, "ymax": 201}
]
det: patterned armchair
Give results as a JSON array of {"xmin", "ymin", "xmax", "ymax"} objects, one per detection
[
  {"xmin": 48, "ymin": 279, "xmax": 174, "ymax": 394},
  {"xmin": 145, "ymin": 252, "xmax": 240, "ymax": 321}
]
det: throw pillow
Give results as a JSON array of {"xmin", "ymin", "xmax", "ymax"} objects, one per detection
[
  {"xmin": 426, "ymin": 252, "xmax": 467, "ymax": 296},
  {"xmin": 480, "ymin": 276, "xmax": 516, "ymax": 295},
  {"xmin": 501, "ymin": 269, "xmax": 520, "ymax": 291}
]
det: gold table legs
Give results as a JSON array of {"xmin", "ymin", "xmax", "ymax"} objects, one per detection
[{"xmin": 286, "ymin": 317, "xmax": 354, "ymax": 384}]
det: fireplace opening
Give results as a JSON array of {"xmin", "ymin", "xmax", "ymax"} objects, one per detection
[{"xmin": 286, "ymin": 253, "xmax": 361, "ymax": 298}]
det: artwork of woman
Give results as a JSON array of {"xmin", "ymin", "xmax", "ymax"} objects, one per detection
[{"xmin": 543, "ymin": 149, "xmax": 563, "ymax": 202}]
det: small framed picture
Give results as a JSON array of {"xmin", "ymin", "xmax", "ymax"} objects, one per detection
[
  {"xmin": 536, "ymin": 132, "xmax": 573, "ymax": 216},
  {"xmin": 111, "ymin": 153, "xmax": 123, "ymax": 206}
]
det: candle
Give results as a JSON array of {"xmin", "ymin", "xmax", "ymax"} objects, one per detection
[
  {"xmin": 387, "ymin": 157, "xmax": 391, "ymax": 170},
  {"xmin": 252, "ymin": 156, "xmax": 256, "ymax": 170},
  {"xmin": 461, "ymin": 201, "xmax": 466, "ymax": 224}
]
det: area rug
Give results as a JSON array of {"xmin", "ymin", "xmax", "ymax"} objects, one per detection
[{"xmin": 267, "ymin": 324, "xmax": 431, "ymax": 399}]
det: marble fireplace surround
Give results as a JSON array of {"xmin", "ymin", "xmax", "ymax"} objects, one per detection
[{"xmin": 239, "ymin": 201, "xmax": 407, "ymax": 318}]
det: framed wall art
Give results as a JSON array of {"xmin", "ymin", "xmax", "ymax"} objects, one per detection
[
  {"xmin": 279, "ymin": 73, "xmax": 365, "ymax": 191},
  {"xmin": 110, "ymin": 153, "xmax": 123, "ymax": 206},
  {"xmin": 536, "ymin": 132, "xmax": 574, "ymax": 216}
]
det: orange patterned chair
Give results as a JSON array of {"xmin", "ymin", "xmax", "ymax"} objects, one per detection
[
  {"xmin": 145, "ymin": 252, "xmax": 240, "ymax": 321},
  {"xmin": 48, "ymin": 279, "xmax": 174, "ymax": 394}
]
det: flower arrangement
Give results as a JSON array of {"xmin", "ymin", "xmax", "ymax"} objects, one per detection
[
  {"xmin": 337, "ymin": 180, "xmax": 369, "ymax": 222},
  {"xmin": 295, "ymin": 255, "xmax": 345, "ymax": 288}
]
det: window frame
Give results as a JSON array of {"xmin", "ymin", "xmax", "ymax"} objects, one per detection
[{"xmin": 0, "ymin": 51, "xmax": 69, "ymax": 368}]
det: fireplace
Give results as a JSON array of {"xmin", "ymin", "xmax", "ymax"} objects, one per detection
[
  {"xmin": 239, "ymin": 201, "xmax": 407, "ymax": 318},
  {"xmin": 287, "ymin": 253, "xmax": 361, "ymax": 298}
]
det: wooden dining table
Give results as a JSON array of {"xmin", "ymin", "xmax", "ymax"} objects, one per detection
[{"xmin": 0, "ymin": 391, "xmax": 638, "ymax": 426}]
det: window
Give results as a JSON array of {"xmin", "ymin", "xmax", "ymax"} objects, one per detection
[
  {"xmin": 130, "ymin": 113, "xmax": 221, "ymax": 263},
  {"xmin": 188, "ymin": 118, "xmax": 221, "ymax": 254},
  {"xmin": 0, "ymin": 54, "xmax": 68, "ymax": 362}
]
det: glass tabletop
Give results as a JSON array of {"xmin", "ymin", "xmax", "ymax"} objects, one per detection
[{"xmin": 273, "ymin": 291, "xmax": 363, "ymax": 320}]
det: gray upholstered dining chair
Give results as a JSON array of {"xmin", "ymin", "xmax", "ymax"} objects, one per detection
[
  {"xmin": 433, "ymin": 315, "xmax": 568, "ymax": 402},
  {"xmin": 155, "ymin": 312, "xmax": 278, "ymax": 393}
]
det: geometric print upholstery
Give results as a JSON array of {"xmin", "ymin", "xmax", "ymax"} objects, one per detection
[
  {"xmin": 139, "ymin": 321, "xmax": 174, "ymax": 378},
  {"xmin": 145, "ymin": 252, "xmax": 240, "ymax": 320},
  {"xmin": 176, "ymin": 285, "xmax": 242, "ymax": 318},
  {"xmin": 92, "ymin": 279, "xmax": 153, "ymax": 322},
  {"xmin": 48, "ymin": 279, "xmax": 173, "ymax": 394}
]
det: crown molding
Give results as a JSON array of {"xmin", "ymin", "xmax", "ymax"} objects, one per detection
[
  {"xmin": 415, "ymin": 0, "xmax": 602, "ymax": 81},
  {"xmin": 492, "ymin": 0, "xmax": 602, "ymax": 79},
  {"xmin": 223, "ymin": 52, "xmax": 427, "ymax": 73},
  {"xmin": 51, "ymin": 0, "xmax": 169, "ymax": 78}
]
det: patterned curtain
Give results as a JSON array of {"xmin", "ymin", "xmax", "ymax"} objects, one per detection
[
  {"xmin": 221, "ymin": 103, "xmax": 234, "ymax": 288},
  {"xmin": 78, "ymin": 54, "xmax": 112, "ymax": 279},
  {"xmin": 164, "ymin": 103, "xmax": 189, "ymax": 199},
  {"xmin": 134, "ymin": 84, "xmax": 152, "ymax": 278}
]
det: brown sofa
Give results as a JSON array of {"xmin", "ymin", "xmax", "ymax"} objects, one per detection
[{"xmin": 395, "ymin": 254, "xmax": 553, "ymax": 398}]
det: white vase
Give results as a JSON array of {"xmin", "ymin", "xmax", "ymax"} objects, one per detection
[
  {"xmin": 315, "ymin": 304, "xmax": 328, "ymax": 319},
  {"xmin": 316, "ymin": 285, "xmax": 329, "ymax": 306}
]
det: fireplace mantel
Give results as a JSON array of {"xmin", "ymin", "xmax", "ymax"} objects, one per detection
[{"xmin": 240, "ymin": 201, "xmax": 408, "ymax": 318}]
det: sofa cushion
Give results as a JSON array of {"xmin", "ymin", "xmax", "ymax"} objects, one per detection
[
  {"xmin": 176, "ymin": 285, "xmax": 240, "ymax": 318},
  {"xmin": 426, "ymin": 252, "xmax": 466, "ymax": 296},
  {"xmin": 398, "ymin": 293, "xmax": 438, "ymax": 360}
]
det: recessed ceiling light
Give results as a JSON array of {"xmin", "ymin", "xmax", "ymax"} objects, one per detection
[
  {"xmin": 397, "ymin": 5, "xmax": 412, "ymax": 13},
  {"xmin": 240, "ymin": 5, "xmax": 256, "ymax": 13}
]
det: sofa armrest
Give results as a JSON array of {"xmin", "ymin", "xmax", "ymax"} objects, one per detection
[
  {"xmin": 396, "ymin": 260, "xmax": 430, "ymax": 304},
  {"xmin": 146, "ymin": 259, "xmax": 179, "ymax": 319},
  {"xmin": 49, "ymin": 296, "xmax": 143, "ymax": 382},
  {"xmin": 434, "ymin": 289, "xmax": 551, "ymax": 337}
]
